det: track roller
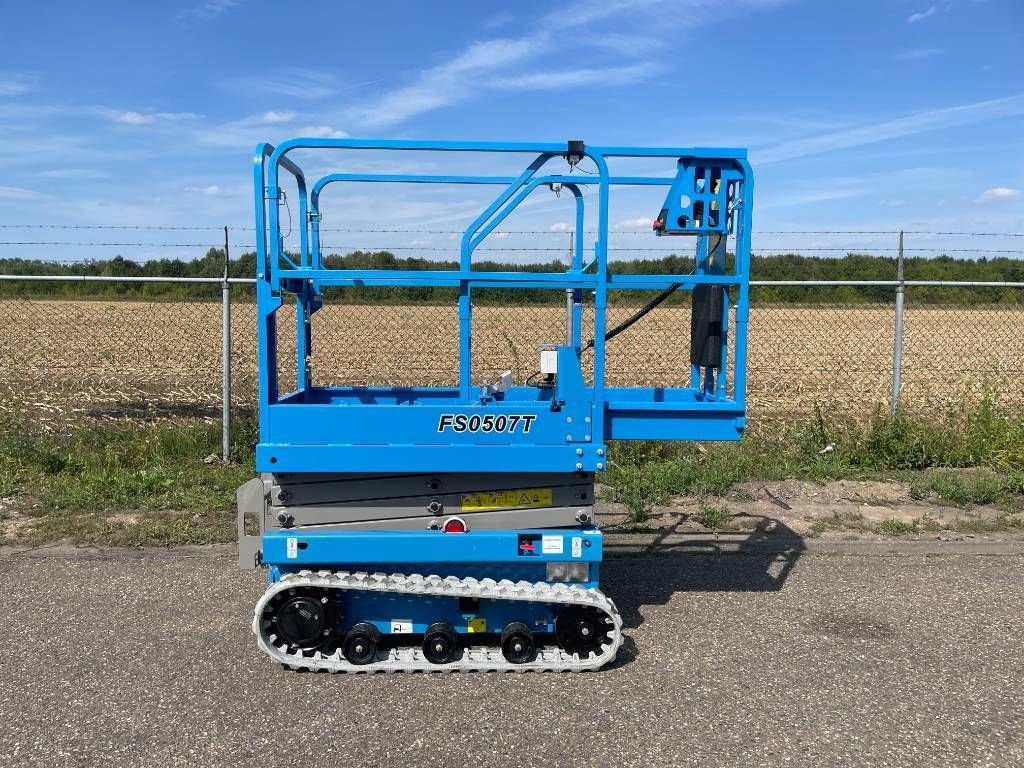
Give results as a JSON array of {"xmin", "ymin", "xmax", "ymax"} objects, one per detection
[
  {"xmin": 422, "ymin": 621, "xmax": 459, "ymax": 664},
  {"xmin": 342, "ymin": 622, "xmax": 381, "ymax": 665},
  {"xmin": 555, "ymin": 604, "xmax": 613, "ymax": 658},
  {"xmin": 267, "ymin": 588, "xmax": 341, "ymax": 651},
  {"xmin": 500, "ymin": 622, "xmax": 537, "ymax": 664},
  {"xmin": 253, "ymin": 571, "xmax": 623, "ymax": 672}
]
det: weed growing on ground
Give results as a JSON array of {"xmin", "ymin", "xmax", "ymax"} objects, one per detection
[
  {"xmin": 3, "ymin": 388, "xmax": 1023, "ymax": 546},
  {"xmin": 0, "ymin": 407, "xmax": 256, "ymax": 545},
  {"xmin": 694, "ymin": 501, "xmax": 730, "ymax": 530},
  {"xmin": 605, "ymin": 391, "xmax": 1024, "ymax": 516},
  {"xmin": 878, "ymin": 518, "xmax": 916, "ymax": 536}
]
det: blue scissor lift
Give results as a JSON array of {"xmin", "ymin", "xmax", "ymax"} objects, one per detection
[{"xmin": 238, "ymin": 139, "xmax": 753, "ymax": 672}]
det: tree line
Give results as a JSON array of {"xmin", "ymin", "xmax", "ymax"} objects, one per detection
[{"xmin": 0, "ymin": 249, "xmax": 1020, "ymax": 304}]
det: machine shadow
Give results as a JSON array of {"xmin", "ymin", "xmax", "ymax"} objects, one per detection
[{"xmin": 599, "ymin": 515, "xmax": 806, "ymax": 634}]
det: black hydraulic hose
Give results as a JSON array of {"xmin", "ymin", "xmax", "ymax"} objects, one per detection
[
  {"xmin": 582, "ymin": 281, "xmax": 682, "ymax": 352},
  {"xmin": 527, "ymin": 233, "xmax": 723, "ymax": 382},
  {"xmin": 581, "ymin": 232, "xmax": 723, "ymax": 351},
  {"xmin": 525, "ymin": 282, "xmax": 682, "ymax": 385}
]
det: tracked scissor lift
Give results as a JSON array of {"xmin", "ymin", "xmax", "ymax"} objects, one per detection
[{"xmin": 238, "ymin": 139, "xmax": 753, "ymax": 672}]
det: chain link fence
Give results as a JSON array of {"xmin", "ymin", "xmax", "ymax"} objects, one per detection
[
  {"xmin": 0, "ymin": 279, "xmax": 1022, "ymax": 435},
  {"xmin": 0, "ymin": 292, "xmax": 227, "ymax": 425},
  {"xmin": 901, "ymin": 293, "xmax": 1024, "ymax": 411}
]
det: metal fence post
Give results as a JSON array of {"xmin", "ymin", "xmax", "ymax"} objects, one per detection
[
  {"xmin": 890, "ymin": 229, "xmax": 905, "ymax": 415},
  {"xmin": 221, "ymin": 226, "xmax": 232, "ymax": 462}
]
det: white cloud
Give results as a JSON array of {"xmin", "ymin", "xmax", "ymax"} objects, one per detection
[
  {"xmin": 0, "ymin": 73, "xmax": 37, "ymax": 97},
  {"xmin": 342, "ymin": 0, "xmax": 787, "ymax": 129},
  {"xmin": 0, "ymin": 185, "xmax": 51, "ymax": 202},
  {"xmin": 218, "ymin": 68, "xmax": 339, "ymax": 100},
  {"xmin": 756, "ymin": 92, "xmax": 1024, "ymax": 164},
  {"xmin": 184, "ymin": 185, "xmax": 222, "ymax": 195},
  {"xmin": 894, "ymin": 47, "xmax": 944, "ymax": 60},
  {"xmin": 549, "ymin": 222, "xmax": 569, "ymax": 231},
  {"xmin": 296, "ymin": 125, "xmax": 348, "ymax": 138},
  {"xmin": 116, "ymin": 110, "xmax": 200, "ymax": 125},
  {"xmin": 177, "ymin": 0, "xmax": 241, "ymax": 22},
  {"xmin": 483, "ymin": 10, "xmax": 515, "ymax": 29},
  {"xmin": 907, "ymin": 5, "xmax": 938, "ymax": 22},
  {"xmin": 616, "ymin": 217, "xmax": 653, "ymax": 229},
  {"xmin": 584, "ymin": 32, "xmax": 666, "ymax": 57},
  {"xmin": 37, "ymin": 168, "xmax": 109, "ymax": 179},
  {"xmin": 542, "ymin": 0, "xmax": 662, "ymax": 26},
  {"xmin": 492, "ymin": 63, "xmax": 658, "ymax": 90},
  {"xmin": 345, "ymin": 36, "xmax": 544, "ymax": 128},
  {"xmin": 976, "ymin": 187, "xmax": 1021, "ymax": 203},
  {"xmin": 757, "ymin": 167, "xmax": 947, "ymax": 211},
  {"xmin": 196, "ymin": 112, "xmax": 308, "ymax": 147},
  {"xmin": 258, "ymin": 111, "xmax": 295, "ymax": 124},
  {"xmin": 117, "ymin": 111, "xmax": 153, "ymax": 125}
]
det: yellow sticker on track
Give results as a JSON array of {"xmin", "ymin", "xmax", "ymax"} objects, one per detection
[{"xmin": 461, "ymin": 487, "xmax": 553, "ymax": 511}]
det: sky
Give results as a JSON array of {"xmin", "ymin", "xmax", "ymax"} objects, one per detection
[{"xmin": 0, "ymin": 0, "xmax": 1022, "ymax": 263}]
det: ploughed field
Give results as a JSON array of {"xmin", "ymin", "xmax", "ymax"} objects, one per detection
[{"xmin": 0, "ymin": 298, "xmax": 1020, "ymax": 420}]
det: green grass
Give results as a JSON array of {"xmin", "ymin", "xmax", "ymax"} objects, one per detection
[
  {"xmin": 0, "ymin": 407, "xmax": 256, "ymax": 546},
  {"xmin": 807, "ymin": 511, "xmax": 872, "ymax": 537},
  {"xmin": 694, "ymin": 502, "xmax": 730, "ymax": 530},
  {"xmin": 878, "ymin": 518, "xmax": 916, "ymax": 536},
  {"xmin": 604, "ymin": 391, "xmax": 1024, "ymax": 522},
  {"xmin": 907, "ymin": 469, "xmax": 1020, "ymax": 508},
  {"xmin": 2, "ymin": 387, "xmax": 1023, "ymax": 547}
]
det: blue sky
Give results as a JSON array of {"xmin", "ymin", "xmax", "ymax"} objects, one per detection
[{"xmin": 1, "ymin": 0, "xmax": 1022, "ymax": 263}]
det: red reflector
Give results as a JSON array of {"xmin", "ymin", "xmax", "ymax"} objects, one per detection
[
  {"xmin": 442, "ymin": 517, "xmax": 467, "ymax": 533},
  {"xmin": 652, "ymin": 219, "xmax": 663, "ymax": 230}
]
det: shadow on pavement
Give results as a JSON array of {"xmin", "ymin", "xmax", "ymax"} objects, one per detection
[{"xmin": 601, "ymin": 515, "xmax": 806, "ymax": 633}]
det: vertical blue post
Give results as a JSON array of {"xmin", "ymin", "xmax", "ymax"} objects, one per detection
[
  {"xmin": 590, "ymin": 151, "xmax": 611, "ymax": 449},
  {"xmin": 309, "ymin": 186, "xmax": 323, "ymax": 270},
  {"xmin": 254, "ymin": 145, "xmax": 281, "ymax": 438},
  {"xmin": 733, "ymin": 160, "xmax": 754, "ymax": 410},
  {"xmin": 568, "ymin": 184, "xmax": 585, "ymax": 349},
  {"xmin": 296, "ymin": 284, "xmax": 312, "ymax": 392},
  {"xmin": 458, "ymin": 279, "xmax": 472, "ymax": 399},
  {"xmin": 298, "ymin": 185, "xmax": 310, "ymax": 268}
]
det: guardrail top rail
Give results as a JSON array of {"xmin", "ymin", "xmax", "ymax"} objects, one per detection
[{"xmin": 253, "ymin": 138, "xmax": 753, "ymax": 475}]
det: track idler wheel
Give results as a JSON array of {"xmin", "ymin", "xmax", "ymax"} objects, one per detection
[
  {"xmin": 342, "ymin": 622, "xmax": 381, "ymax": 665},
  {"xmin": 268, "ymin": 588, "xmax": 341, "ymax": 651},
  {"xmin": 422, "ymin": 621, "xmax": 459, "ymax": 664},
  {"xmin": 555, "ymin": 605, "xmax": 613, "ymax": 658},
  {"xmin": 500, "ymin": 622, "xmax": 537, "ymax": 664}
]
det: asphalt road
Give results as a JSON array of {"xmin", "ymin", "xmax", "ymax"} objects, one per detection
[{"xmin": 1, "ymin": 543, "xmax": 1022, "ymax": 768}]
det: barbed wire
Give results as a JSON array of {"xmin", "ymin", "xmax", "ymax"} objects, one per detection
[
  {"xmin": 0, "ymin": 223, "xmax": 1021, "ymax": 238},
  {"xmin": 0, "ymin": 241, "xmax": 225, "ymax": 248},
  {"xmin": 0, "ymin": 224, "xmax": 230, "ymax": 231},
  {"xmin": 3, "ymin": 240, "xmax": 1023, "ymax": 256}
]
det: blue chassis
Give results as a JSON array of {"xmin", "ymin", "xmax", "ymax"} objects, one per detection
[
  {"xmin": 264, "ymin": 528, "xmax": 603, "ymax": 636},
  {"xmin": 253, "ymin": 139, "xmax": 753, "ymax": 618}
]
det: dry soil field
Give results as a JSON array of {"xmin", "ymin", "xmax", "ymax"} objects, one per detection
[{"xmin": 0, "ymin": 298, "xmax": 1020, "ymax": 421}]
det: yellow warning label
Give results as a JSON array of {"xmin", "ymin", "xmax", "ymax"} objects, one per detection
[
  {"xmin": 467, "ymin": 617, "xmax": 486, "ymax": 633},
  {"xmin": 461, "ymin": 488, "xmax": 553, "ymax": 511}
]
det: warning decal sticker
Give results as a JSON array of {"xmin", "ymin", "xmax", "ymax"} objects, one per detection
[{"xmin": 461, "ymin": 487, "xmax": 553, "ymax": 511}]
